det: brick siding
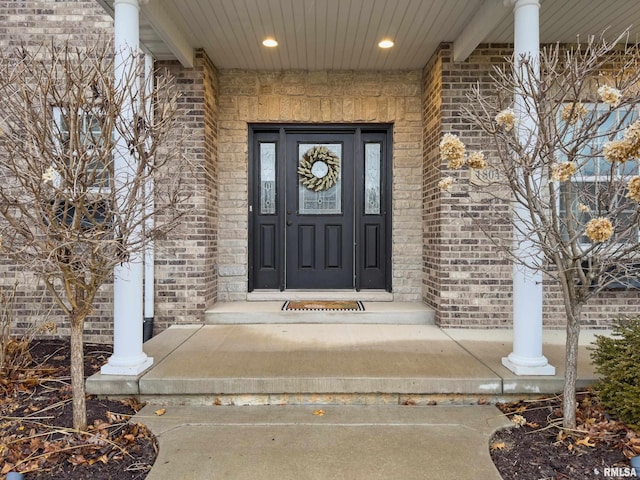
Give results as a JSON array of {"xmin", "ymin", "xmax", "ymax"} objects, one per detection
[
  {"xmin": 0, "ymin": 1, "xmax": 117, "ymax": 343},
  {"xmin": 153, "ymin": 52, "xmax": 219, "ymax": 333},
  {"xmin": 425, "ymin": 42, "xmax": 640, "ymax": 328},
  {"xmin": 0, "ymin": 2, "xmax": 220, "ymax": 343},
  {"xmin": 1, "ymin": 2, "xmax": 637, "ymax": 343}
]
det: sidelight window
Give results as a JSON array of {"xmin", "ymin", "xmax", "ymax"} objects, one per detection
[{"xmin": 259, "ymin": 142, "xmax": 277, "ymax": 215}]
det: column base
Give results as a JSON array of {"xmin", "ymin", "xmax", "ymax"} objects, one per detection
[
  {"xmin": 101, "ymin": 354, "xmax": 154, "ymax": 376},
  {"xmin": 502, "ymin": 353, "xmax": 555, "ymax": 376}
]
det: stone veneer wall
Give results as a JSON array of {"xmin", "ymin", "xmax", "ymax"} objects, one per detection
[
  {"xmin": 424, "ymin": 42, "xmax": 640, "ymax": 328},
  {"xmin": 216, "ymin": 70, "xmax": 424, "ymax": 301}
]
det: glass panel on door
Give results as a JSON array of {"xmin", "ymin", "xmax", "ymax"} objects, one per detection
[
  {"xmin": 364, "ymin": 143, "xmax": 381, "ymax": 215},
  {"xmin": 297, "ymin": 144, "xmax": 342, "ymax": 215}
]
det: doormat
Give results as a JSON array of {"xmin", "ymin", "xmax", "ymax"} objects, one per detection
[{"xmin": 282, "ymin": 300, "xmax": 364, "ymax": 311}]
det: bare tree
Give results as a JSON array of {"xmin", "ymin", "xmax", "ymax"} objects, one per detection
[
  {"xmin": 0, "ymin": 39, "xmax": 189, "ymax": 430},
  {"xmin": 440, "ymin": 33, "xmax": 640, "ymax": 429}
]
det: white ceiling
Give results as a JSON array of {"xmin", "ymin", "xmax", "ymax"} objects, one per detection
[{"xmin": 97, "ymin": 0, "xmax": 640, "ymax": 71}]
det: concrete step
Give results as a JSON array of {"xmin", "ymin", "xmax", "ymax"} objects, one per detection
[
  {"xmin": 132, "ymin": 324, "xmax": 502, "ymax": 404},
  {"xmin": 246, "ymin": 290, "xmax": 394, "ymax": 301},
  {"xmin": 87, "ymin": 325, "xmax": 602, "ymax": 406},
  {"xmin": 204, "ymin": 301, "xmax": 435, "ymax": 325}
]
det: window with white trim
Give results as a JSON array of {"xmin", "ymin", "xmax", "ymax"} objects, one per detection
[
  {"xmin": 559, "ymin": 103, "xmax": 639, "ymax": 245},
  {"xmin": 52, "ymin": 106, "xmax": 111, "ymax": 191}
]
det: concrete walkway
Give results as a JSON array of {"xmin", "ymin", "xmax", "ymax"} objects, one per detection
[
  {"xmin": 86, "ymin": 323, "xmax": 608, "ymax": 479},
  {"xmin": 136, "ymin": 404, "xmax": 511, "ymax": 480}
]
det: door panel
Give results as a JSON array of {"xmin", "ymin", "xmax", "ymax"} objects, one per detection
[
  {"xmin": 324, "ymin": 224, "xmax": 343, "ymax": 268},
  {"xmin": 286, "ymin": 133, "xmax": 354, "ymax": 289},
  {"xmin": 364, "ymin": 224, "xmax": 380, "ymax": 269},
  {"xmin": 260, "ymin": 224, "xmax": 277, "ymax": 269},
  {"xmin": 297, "ymin": 224, "xmax": 316, "ymax": 269}
]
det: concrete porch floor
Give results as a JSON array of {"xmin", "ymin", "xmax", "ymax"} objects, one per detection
[{"xmin": 87, "ymin": 323, "xmax": 606, "ymax": 404}]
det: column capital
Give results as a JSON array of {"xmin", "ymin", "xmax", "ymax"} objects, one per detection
[
  {"xmin": 504, "ymin": 0, "xmax": 540, "ymax": 8},
  {"xmin": 114, "ymin": 0, "xmax": 140, "ymax": 9}
]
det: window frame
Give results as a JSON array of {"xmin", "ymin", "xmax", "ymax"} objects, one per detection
[
  {"xmin": 51, "ymin": 106, "xmax": 111, "ymax": 193},
  {"xmin": 558, "ymin": 102, "xmax": 640, "ymax": 248}
]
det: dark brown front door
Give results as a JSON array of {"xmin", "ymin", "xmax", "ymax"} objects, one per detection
[
  {"xmin": 249, "ymin": 125, "xmax": 392, "ymax": 292},
  {"xmin": 285, "ymin": 133, "xmax": 354, "ymax": 288}
]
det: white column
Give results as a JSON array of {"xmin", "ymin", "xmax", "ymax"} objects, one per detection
[
  {"xmin": 102, "ymin": 0, "xmax": 153, "ymax": 375},
  {"xmin": 501, "ymin": 0, "xmax": 555, "ymax": 375}
]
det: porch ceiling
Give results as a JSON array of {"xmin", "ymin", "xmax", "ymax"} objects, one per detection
[{"xmin": 98, "ymin": 0, "xmax": 640, "ymax": 70}]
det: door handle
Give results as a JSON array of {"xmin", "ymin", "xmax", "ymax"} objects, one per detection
[{"xmin": 287, "ymin": 220, "xmax": 293, "ymax": 226}]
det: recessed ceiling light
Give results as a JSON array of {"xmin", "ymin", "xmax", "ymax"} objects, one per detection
[
  {"xmin": 378, "ymin": 39, "xmax": 394, "ymax": 49},
  {"xmin": 262, "ymin": 38, "xmax": 278, "ymax": 47}
]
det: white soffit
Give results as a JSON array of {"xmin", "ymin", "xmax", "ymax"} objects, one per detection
[{"xmin": 97, "ymin": 0, "xmax": 640, "ymax": 70}]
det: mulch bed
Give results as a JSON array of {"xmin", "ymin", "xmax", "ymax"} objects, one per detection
[
  {"xmin": 4, "ymin": 338, "xmax": 640, "ymax": 480},
  {"xmin": 491, "ymin": 393, "xmax": 640, "ymax": 479},
  {"xmin": 1, "ymin": 339, "xmax": 157, "ymax": 480}
]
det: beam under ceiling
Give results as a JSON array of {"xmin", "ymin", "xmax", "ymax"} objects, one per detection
[{"xmin": 453, "ymin": 0, "xmax": 512, "ymax": 62}]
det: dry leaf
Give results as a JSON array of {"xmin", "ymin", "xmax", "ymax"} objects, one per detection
[
  {"xmin": 491, "ymin": 441, "xmax": 506, "ymax": 451},
  {"xmin": 154, "ymin": 408, "xmax": 166, "ymax": 416},
  {"xmin": 312, "ymin": 409, "xmax": 325, "ymax": 416},
  {"xmin": 121, "ymin": 397, "xmax": 145, "ymax": 412},
  {"xmin": 575, "ymin": 436, "xmax": 596, "ymax": 447},
  {"xmin": 68, "ymin": 454, "xmax": 87, "ymax": 466},
  {"xmin": 88, "ymin": 454, "xmax": 109, "ymax": 466},
  {"xmin": 93, "ymin": 420, "xmax": 111, "ymax": 431},
  {"xmin": 526, "ymin": 422, "xmax": 540, "ymax": 429},
  {"xmin": 511, "ymin": 414, "xmax": 527, "ymax": 427}
]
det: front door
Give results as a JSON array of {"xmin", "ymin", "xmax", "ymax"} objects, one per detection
[
  {"xmin": 285, "ymin": 133, "xmax": 354, "ymax": 288},
  {"xmin": 249, "ymin": 125, "xmax": 391, "ymax": 292}
]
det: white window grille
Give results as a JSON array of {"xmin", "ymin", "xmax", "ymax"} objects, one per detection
[{"xmin": 559, "ymin": 104, "xmax": 639, "ymax": 246}]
